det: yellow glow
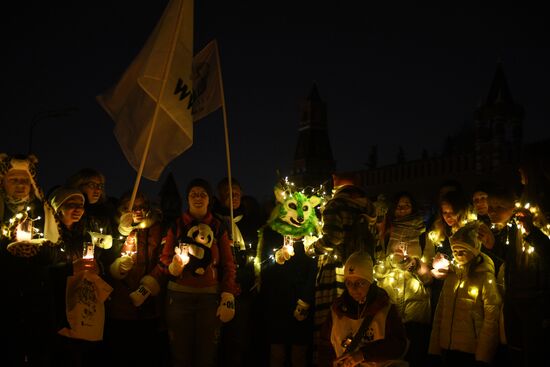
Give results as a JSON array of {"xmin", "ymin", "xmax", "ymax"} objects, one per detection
[
  {"xmin": 410, "ymin": 278, "xmax": 420, "ymax": 293},
  {"xmin": 468, "ymin": 286, "xmax": 479, "ymax": 298},
  {"xmin": 524, "ymin": 203, "xmax": 531, "ymax": 209},
  {"xmin": 488, "ymin": 279, "xmax": 493, "ymax": 284},
  {"xmin": 15, "ymin": 213, "xmax": 23, "ymax": 219},
  {"xmin": 527, "ymin": 246, "xmax": 535, "ymax": 254},
  {"xmin": 459, "ymin": 281, "xmax": 465, "ymax": 288}
]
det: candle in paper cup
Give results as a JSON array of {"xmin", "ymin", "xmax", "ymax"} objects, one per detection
[
  {"xmin": 16, "ymin": 222, "xmax": 32, "ymax": 242},
  {"xmin": 83, "ymin": 241, "xmax": 95, "ymax": 259}
]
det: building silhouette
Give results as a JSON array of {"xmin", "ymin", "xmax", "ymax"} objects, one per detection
[
  {"xmin": 288, "ymin": 83, "xmax": 336, "ymax": 190},
  {"xmin": 289, "ymin": 63, "xmax": 548, "ymax": 206}
]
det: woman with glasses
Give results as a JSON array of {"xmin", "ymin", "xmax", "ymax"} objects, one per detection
[
  {"xmin": 66, "ymin": 168, "xmax": 117, "ymax": 267},
  {"xmin": 147, "ymin": 178, "xmax": 238, "ymax": 367},
  {"xmin": 318, "ymin": 251, "xmax": 408, "ymax": 367}
]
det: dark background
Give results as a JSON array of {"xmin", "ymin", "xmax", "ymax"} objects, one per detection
[{"xmin": 3, "ymin": 1, "xmax": 549, "ymax": 204}]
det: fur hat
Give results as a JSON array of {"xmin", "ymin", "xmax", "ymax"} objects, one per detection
[
  {"xmin": 450, "ymin": 221, "xmax": 482, "ymax": 256},
  {"xmin": 186, "ymin": 178, "xmax": 213, "ymax": 199},
  {"xmin": 0, "ymin": 153, "xmax": 42, "ymax": 200},
  {"xmin": 344, "ymin": 251, "xmax": 374, "ymax": 283},
  {"xmin": 50, "ymin": 187, "xmax": 85, "ymax": 213}
]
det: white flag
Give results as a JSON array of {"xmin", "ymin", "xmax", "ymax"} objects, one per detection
[
  {"xmin": 97, "ymin": 0, "xmax": 194, "ymax": 181},
  {"xmin": 192, "ymin": 39, "xmax": 222, "ymax": 122}
]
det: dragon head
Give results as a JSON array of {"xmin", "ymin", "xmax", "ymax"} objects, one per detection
[{"xmin": 268, "ymin": 185, "xmax": 322, "ymax": 238}]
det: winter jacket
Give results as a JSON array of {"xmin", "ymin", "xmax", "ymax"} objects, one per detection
[
  {"xmin": 318, "ymin": 285, "xmax": 408, "ymax": 367},
  {"xmin": 105, "ymin": 213, "xmax": 163, "ymax": 320},
  {"xmin": 321, "ymin": 185, "xmax": 376, "ymax": 261},
  {"xmin": 150, "ymin": 211, "xmax": 238, "ymax": 296},
  {"xmin": 375, "ymin": 256, "xmax": 432, "ymax": 325},
  {"xmin": 429, "ymin": 253, "xmax": 501, "ymax": 364}
]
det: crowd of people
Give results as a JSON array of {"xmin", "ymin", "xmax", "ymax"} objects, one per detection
[{"xmin": 0, "ymin": 151, "xmax": 549, "ymax": 367}]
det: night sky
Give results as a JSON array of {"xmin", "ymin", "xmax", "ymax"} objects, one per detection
[{"xmin": 3, "ymin": 1, "xmax": 550, "ymax": 204}]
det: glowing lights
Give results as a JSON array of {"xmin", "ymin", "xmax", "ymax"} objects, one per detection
[{"xmin": 468, "ymin": 286, "xmax": 479, "ymax": 298}]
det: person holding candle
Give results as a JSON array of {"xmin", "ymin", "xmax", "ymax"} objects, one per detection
[
  {"xmin": 428, "ymin": 221, "xmax": 501, "ymax": 367},
  {"xmin": 102, "ymin": 190, "xmax": 168, "ymax": 367},
  {"xmin": 66, "ymin": 168, "xmax": 118, "ymax": 257},
  {"xmin": 48, "ymin": 186, "xmax": 112, "ymax": 367},
  {"xmin": 375, "ymin": 191, "xmax": 433, "ymax": 367},
  {"xmin": 0, "ymin": 153, "xmax": 58, "ymax": 365},
  {"xmin": 145, "ymin": 178, "xmax": 238, "ymax": 367},
  {"xmin": 486, "ymin": 184, "xmax": 550, "ymax": 366},
  {"xmin": 317, "ymin": 251, "xmax": 409, "ymax": 367}
]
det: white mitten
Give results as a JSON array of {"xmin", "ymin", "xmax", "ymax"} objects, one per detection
[
  {"xmin": 118, "ymin": 212, "xmax": 134, "ymax": 236},
  {"xmin": 129, "ymin": 284, "xmax": 151, "ymax": 307},
  {"xmin": 89, "ymin": 232, "xmax": 113, "ymax": 249},
  {"xmin": 293, "ymin": 299, "xmax": 310, "ymax": 321},
  {"xmin": 110, "ymin": 255, "xmax": 134, "ymax": 279},
  {"xmin": 216, "ymin": 292, "xmax": 235, "ymax": 322},
  {"xmin": 129, "ymin": 275, "xmax": 160, "ymax": 307}
]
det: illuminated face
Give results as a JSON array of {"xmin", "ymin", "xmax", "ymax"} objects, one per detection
[
  {"xmin": 81, "ymin": 176, "xmax": 104, "ymax": 204},
  {"xmin": 452, "ymin": 246, "xmax": 475, "ymax": 265},
  {"xmin": 3, "ymin": 170, "xmax": 32, "ymax": 201},
  {"xmin": 60, "ymin": 196, "xmax": 85, "ymax": 227},
  {"xmin": 441, "ymin": 202, "xmax": 458, "ymax": 228},
  {"xmin": 344, "ymin": 276, "xmax": 370, "ymax": 304},
  {"xmin": 131, "ymin": 198, "xmax": 148, "ymax": 223},
  {"xmin": 394, "ymin": 196, "xmax": 412, "ymax": 218},
  {"xmin": 188, "ymin": 187, "xmax": 209, "ymax": 216},
  {"xmin": 472, "ymin": 191, "xmax": 488, "ymax": 216},
  {"xmin": 220, "ymin": 185, "xmax": 241, "ymax": 210},
  {"xmin": 487, "ymin": 197, "xmax": 515, "ymax": 225}
]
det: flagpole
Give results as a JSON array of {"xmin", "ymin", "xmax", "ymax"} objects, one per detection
[
  {"xmin": 214, "ymin": 40, "xmax": 235, "ymax": 242},
  {"xmin": 128, "ymin": 0, "xmax": 187, "ymax": 212}
]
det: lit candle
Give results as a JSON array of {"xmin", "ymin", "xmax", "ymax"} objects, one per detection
[
  {"xmin": 177, "ymin": 244, "xmax": 190, "ymax": 265},
  {"xmin": 121, "ymin": 235, "xmax": 137, "ymax": 257},
  {"xmin": 16, "ymin": 223, "xmax": 32, "ymax": 242},
  {"xmin": 83, "ymin": 241, "xmax": 95, "ymax": 259}
]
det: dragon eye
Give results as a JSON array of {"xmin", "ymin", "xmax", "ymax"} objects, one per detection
[
  {"xmin": 289, "ymin": 203, "xmax": 297, "ymax": 210},
  {"xmin": 302, "ymin": 205, "xmax": 309, "ymax": 211}
]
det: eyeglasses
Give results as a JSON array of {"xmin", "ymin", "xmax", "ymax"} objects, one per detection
[
  {"xmin": 189, "ymin": 192, "xmax": 208, "ymax": 199},
  {"xmin": 132, "ymin": 206, "xmax": 148, "ymax": 212},
  {"xmin": 344, "ymin": 279, "xmax": 368, "ymax": 289},
  {"xmin": 84, "ymin": 182, "xmax": 105, "ymax": 190}
]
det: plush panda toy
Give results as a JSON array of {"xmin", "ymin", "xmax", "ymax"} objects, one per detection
[{"xmin": 181, "ymin": 223, "xmax": 214, "ymax": 276}]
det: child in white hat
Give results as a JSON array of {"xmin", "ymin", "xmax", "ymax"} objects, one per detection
[
  {"xmin": 318, "ymin": 251, "xmax": 408, "ymax": 367},
  {"xmin": 428, "ymin": 221, "xmax": 501, "ymax": 367}
]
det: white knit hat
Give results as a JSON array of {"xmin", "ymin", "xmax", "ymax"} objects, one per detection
[
  {"xmin": 50, "ymin": 187, "xmax": 85, "ymax": 213},
  {"xmin": 344, "ymin": 251, "xmax": 374, "ymax": 283},
  {"xmin": 450, "ymin": 221, "xmax": 482, "ymax": 256}
]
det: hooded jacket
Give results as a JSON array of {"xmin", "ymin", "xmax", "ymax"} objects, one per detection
[{"xmin": 429, "ymin": 253, "xmax": 501, "ymax": 363}]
